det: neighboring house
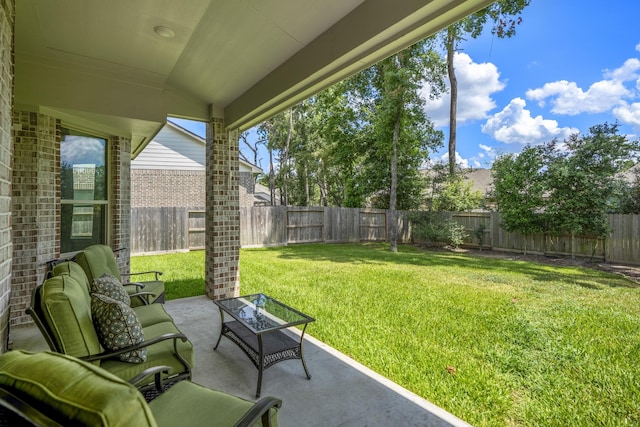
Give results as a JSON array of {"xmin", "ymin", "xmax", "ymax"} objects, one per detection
[
  {"xmin": 465, "ymin": 168, "xmax": 493, "ymax": 196},
  {"xmin": 131, "ymin": 121, "xmax": 263, "ymax": 208},
  {"xmin": 421, "ymin": 167, "xmax": 494, "ymax": 208}
]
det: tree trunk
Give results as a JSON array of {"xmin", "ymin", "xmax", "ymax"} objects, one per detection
[
  {"xmin": 304, "ymin": 162, "xmax": 310, "ymax": 205},
  {"xmin": 269, "ymin": 148, "xmax": 275, "ymax": 205},
  {"xmin": 282, "ymin": 109, "xmax": 293, "ymax": 206},
  {"xmin": 447, "ymin": 27, "xmax": 458, "ymax": 176},
  {"xmin": 389, "ymin": 107, "xmax": 401, "ymax": 253}
]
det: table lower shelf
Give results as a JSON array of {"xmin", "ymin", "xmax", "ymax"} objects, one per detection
[
  {"xmin": 216, "ymin": 319, "xmax": 312, "ymax": 397},
  {"xmin": 221, "ymin": 321, "xmax": 303, "ymax": 370}
]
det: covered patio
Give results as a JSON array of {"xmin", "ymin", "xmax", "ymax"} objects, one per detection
[
  {"xmin": 12, "ymin": 295, "xmax": 472, "ymax": 426},
  {"xmin": 1, "ymin": 0, "xmax": 494, "ymax": 424}
]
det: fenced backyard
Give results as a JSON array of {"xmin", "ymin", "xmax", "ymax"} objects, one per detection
[
  {"xmin": 130, "ymin": 206, "xmax": 640, "ymax": 265},
  {"xmin": 131, "ymin": 243, "xmax": 640, "ymax": 426}
]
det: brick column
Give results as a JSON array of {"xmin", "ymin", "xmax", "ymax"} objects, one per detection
[
  {"xmin": 11, "ymin": 111, "xmax": 60, "ymax": 326},
  {"xmin": 205, "ymin": 118, "xmax": 240, "ymax": 299},
  {"xmin": 109, "ymin": 136, "xmax": 131, "ymax": 275},
  {"xmin": 0, "ymin": 0, "xmax": 14, "ymax": 352}
]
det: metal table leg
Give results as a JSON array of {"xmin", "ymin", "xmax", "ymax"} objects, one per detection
[
  {"xmin": 213, "ymin": 308, "xmax": 224, "ymax": 350},
  {"xmin": 257, "ymin": 335, "xmax": 264, "ymax": 398}
]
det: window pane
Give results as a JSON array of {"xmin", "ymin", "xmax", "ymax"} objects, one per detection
[
  {"xmin": 60, "ymin": 204, "xmax": 107, "ymax": 253},
  {"xmin": 60, "ymin": 134, "xmax": 107, "ymax": 200},
  {"xmin": 60, "ymin": 130, "xmax": 108, "ymax": 254}
]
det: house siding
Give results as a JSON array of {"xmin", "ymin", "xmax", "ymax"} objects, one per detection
[
  {"xmin": 0, "ymin": 0, "xmax": 14, "ymax": 352},
  {"xmin": 131, "ymin": 124, "xmax": 205, "ymax": 170},
  {"xmin": 131, "ymin": 124, "xmax": 260, "ymax": 209}
]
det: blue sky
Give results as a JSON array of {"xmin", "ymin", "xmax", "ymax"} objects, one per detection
[
  {"xmin": 428, "ymin": 0, "xmax": 640, "ymax": 168},
  {"xmin": 172, "ymin": 0, "xmax": 640, "ymax": 171}
]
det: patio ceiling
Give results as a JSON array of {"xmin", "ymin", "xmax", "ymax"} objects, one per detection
[{"xmin": 14, "ymin": 0, "xmax": 494, "ymax": 156}]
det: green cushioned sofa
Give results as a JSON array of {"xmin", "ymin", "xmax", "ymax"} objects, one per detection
[
  {"xmin": 26, "ymin": 261, "xmax": 193, "ymax": 391},
  {"xmin": 0, "ymin": 351, "xmax": 280, "ymax": 427}
]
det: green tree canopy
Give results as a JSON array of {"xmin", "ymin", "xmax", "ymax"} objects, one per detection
[{"xmin": 490, "ymin": 123, "xmax": 640, "ymax": 242}]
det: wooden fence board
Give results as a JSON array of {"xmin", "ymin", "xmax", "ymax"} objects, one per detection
[
  {"xmin": 607, "ymin": 214, "xmax": 640, "ymax": 265},
  {"xmin": 324, "ymin": 207, "xmax": 359, "ymax": 242},
  {"xmin": 240, "ymin": 206, "xmax": 287, "ymax": 247},
  {"xmin": 359, "ymin": 209, "xmax": 387, "ymax": 241}
]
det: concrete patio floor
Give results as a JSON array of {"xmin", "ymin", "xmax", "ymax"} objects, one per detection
[{"xmin": 10, "ymin": 295, "xmax": 471, "ymax": 427}]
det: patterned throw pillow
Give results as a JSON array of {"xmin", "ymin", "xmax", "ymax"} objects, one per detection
[
  {"xmin": 92, "ymin": 273, "xmax": 131, "ymax": 306},
  {"xmin": 91, "ymin": 293, "xmax": 147, "ymax": 363}
]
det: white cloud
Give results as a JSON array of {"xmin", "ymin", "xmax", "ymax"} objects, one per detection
[
  {"xmin": 526, "ymin": 57, "xmax": 640, "ymax": 116},
  {"xmin": 526, "ymin": 79, "xmax": 631, "ymax": 115},
  {"xmin": 481, "ymin": 97, "xmax": 579, "ymax": 144},
  {"xmin": 613, "ymin": 102, "xmax": 640, "ymax": 129},
  {"xmin": 478, "ymin": 144, "xmax": 498, "ymax": 159},
  {"xmin": 439, "ymin": 151, "xmax": 470, "ymax": 168},
  {"xmin": 604, "ymin": 58, "xmax": 640, "ymax": 81},
  {"xmin": 636, "ymin": 42, "xmax": 640, "ymax": 52},
  {"xmin": 423, "ymin": 52, "xmax": 505, "ymax": 127}
]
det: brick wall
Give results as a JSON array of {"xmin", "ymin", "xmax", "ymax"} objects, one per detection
[
  {"xmin": 131, "ymin": 169, "xmax": 205, "ymax": 208},
  {"xmin": 205, "ymin": 119, "xmax": 240, "ymax": 299},
  {"xmin": 131, "ymin": 169, "xmax": 255, "ymax": 208},
  {"xmin": 11, "ymin": 111, "xmax": 60, "ymax": 327},
  {"xmin": 110, "ymin": 136, "xmax": 131, "ymax": 275},
  {"xmin": 239, "ymin": 171, "xmax": 255, "ymax": 207},
  {"xmin": 0, "ymin": 0, "xmax": 14, "ymax": 352}
]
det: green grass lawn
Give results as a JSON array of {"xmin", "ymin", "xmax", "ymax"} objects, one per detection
[{"xmin": 132, "ymin": 243, "xmax": 640, "ymax": 426}]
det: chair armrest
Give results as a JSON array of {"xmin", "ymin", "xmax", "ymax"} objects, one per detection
[
  {"xmin": 128, "ymin": 291, "xmax": 156, "ymax": 305},
  {"xmin": 123, "ymin": 282, "xmax": 145, "ymax": 291},
  {"xmin": 128, "ymin": 366, "xmax": 172, "ymax": 395},
  {"xmin": 80, "ymin": 333, "xmax": 189, "ymax": 363},
  {"xmin": 233, "ymin": 397, "xmax": 282, "ymax": 427}
]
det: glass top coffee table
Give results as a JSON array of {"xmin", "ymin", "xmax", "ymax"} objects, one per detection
[{"xmin": 213, "ymin": 293, "xmax": 315, "ymax": 397}]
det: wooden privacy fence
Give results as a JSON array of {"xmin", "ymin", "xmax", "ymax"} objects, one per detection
[
  {"xmin": 130, "ymin": 207, "xmax": 639, "ymax": 265},
  {"xmin": 238, "ymin": 206, "xmax": 398, "ymax": 247}
]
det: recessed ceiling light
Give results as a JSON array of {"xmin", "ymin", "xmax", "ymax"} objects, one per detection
[{"xmin": 153, "ymin": 25, "xmax": 175, "ymax": 39}]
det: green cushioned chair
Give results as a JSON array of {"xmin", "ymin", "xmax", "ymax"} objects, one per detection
[
  {"xmin": 75, "ymin": 244, "xmax": 166, "ymax": 306},
  {"xmin": 26, "ymin": 272, "xmax": 193, "ymax": 391},
  {"xmin": 0, "ymin": 351, "xmax": 281, "ymax": 427},
  {"xmin": 52, "ymin": 261, "xmax": 174, "ymax": 328}
]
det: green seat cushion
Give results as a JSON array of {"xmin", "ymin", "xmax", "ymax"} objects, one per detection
[
  {"xmin": 149, "ymin": 381, "xmax": 278, "ymax": 427},
  {"xmin": 75, "ymin": 244, "xmax": 122, "ymax": 284},
  {"xmin": 40, "ymin": 275, "xmax": 102, "ymax": 357},
  {"xmin": 52, "ymin": 261, "xmax": 92, "ymax": 294},
  {"xmin": 133, "ymin": 304, "xmax": 174, "ymax": 328},
  {"xmin": 100, "ymin": 321, "xmax": 194, "ymax": 381},
  {"xmin": 0, "ymin": 351, "xmax": 156, "ymax": 427},
  {"xmin": 91, "ymin": 294, "xmax": 146, "ymax": 363},
  {"xmin": 92, "ymin": 273, "xmax": 131, "ymax": 305}
]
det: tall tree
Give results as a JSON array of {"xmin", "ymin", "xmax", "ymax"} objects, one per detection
[
  {"xmin": 442, "ymin": 0, "xmax": 530, "ymax": 175},
  {"xmin": 619, "ymin": 166, "xmax": 640, "ymax": 214},
  {"xmin": 347, "ymin": 39, "xmax": 446, "ymax": 251},
  {"xmin": 489, "ymin": 144, "xmax": 547, "ymax": 253},
  {"xmin": 491, "ymin": 123, "xmax": 639, "ymax": 256},
  {"xmin": 544, "ymin": 123, "xmax": 638, "ymax": 242}
]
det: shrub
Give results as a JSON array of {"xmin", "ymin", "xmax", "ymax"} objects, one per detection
[{"xmin": 409, "ymin": 212, "xmax": 468, "ymax": 248}]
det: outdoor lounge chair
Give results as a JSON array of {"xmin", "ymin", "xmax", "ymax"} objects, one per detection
[
  {"xmin": 75, "ymin": 244, "xmax": 166, "ymax": 306},
  {"xmin": 0, "ymin": 350, "xmax": 281, "ymax": 426}
]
